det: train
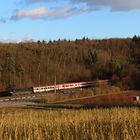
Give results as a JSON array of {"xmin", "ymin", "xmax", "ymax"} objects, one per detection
[
  {"xmin": 0, "ymin": 80, "xmax": 109, "ymax": 97},
  {"xmin": 33, "ymin": 81, "xmax": 98, "ymax": 93}
]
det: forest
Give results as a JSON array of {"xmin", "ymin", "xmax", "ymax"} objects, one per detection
[{"xmin": 0, "ymin": 36, "xmax": 140, "ymax": 91}]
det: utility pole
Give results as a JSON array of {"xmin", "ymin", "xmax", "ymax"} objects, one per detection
[
  {"xmin": 38, "ymin": 62, "xmax": 41, "ymax": 86},
  {"xmin": 6, "ymin": 54, "xmax": 10, "ymax": 89},
  {"xmin": 54, "ymin": 75, "xmax": 56, "ymax": 94}
]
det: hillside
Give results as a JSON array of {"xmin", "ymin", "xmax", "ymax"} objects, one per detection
[{"xmin": 0, "ymin": 37, "xmax": 140, "ymax": 90}]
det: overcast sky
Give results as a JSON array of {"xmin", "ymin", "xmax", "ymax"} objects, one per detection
[{"xmin": 0, "ymin": 0, "xmax": 140, "ymax": 42}]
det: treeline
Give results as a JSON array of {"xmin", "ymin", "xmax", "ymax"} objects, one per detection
[{"xmin": 0, "ymin": 36, "xmax": 140, "ymax": 90}]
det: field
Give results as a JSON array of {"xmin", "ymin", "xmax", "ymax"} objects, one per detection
[
  {"xmin": 39, "ymin": 88, "xmax": 140, "ymax": 108},
  {"xmin": 57, "ymin": 92, "xmax": 140, "ymax": 107},
  {"xmin": 0, "ymin": 88, "xmax": 140, "ymax": 140},
  {"xmin": 0, "ymin": 107, "xmax": 140, "ymax": 140}
]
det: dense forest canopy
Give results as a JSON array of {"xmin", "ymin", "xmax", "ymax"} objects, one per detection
[{"xmin": 0, "ymin": 36, "xmax": 140, "ymax": 90}]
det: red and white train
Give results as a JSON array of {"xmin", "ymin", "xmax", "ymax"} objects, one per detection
[
  {"xmin": 1, "ymin": 80, "xmax": 108, "ymax": 96},
  {"xmin": 33, "ymin": 80, "xmax": 108, "ymax": 93}
]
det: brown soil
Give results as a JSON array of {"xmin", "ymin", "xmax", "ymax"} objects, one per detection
[{"xmin": 57, "ymin": 91, "xmax": 140, "ymax": 106}]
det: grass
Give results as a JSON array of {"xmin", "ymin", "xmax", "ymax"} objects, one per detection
[
  {"xmin": 0, "ymin": 107, "xmax": 139, "ymax": 140},
  {"xmin": 40, "ymin": 84, "xmax": 121, "ymax": 104}
]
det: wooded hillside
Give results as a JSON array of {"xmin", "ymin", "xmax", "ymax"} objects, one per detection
[{"xmin": 0, "ymin": 36, "xmax": 140, "ymax": 90}]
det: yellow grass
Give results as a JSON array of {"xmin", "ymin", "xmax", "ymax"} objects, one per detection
[{"xmin": 0, "ymin": 107, "xmax": 139, "ymax": 140}]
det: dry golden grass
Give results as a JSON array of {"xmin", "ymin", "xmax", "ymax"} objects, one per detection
[{"xmin": 0, "ymin": 107, "xmax": 139, "ymax": 140}]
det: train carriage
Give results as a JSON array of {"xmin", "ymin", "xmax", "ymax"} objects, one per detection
[{"xmin": 33, "ymin": 80, "xmax": 98, "ymax": 93}]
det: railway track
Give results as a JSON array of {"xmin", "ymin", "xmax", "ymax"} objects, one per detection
[
  {"xmin": 0, "ymin": 94, "xmax": 48, "ymax": 103},
  {"xmin": 0, "ymin": 88, "xmax": 80, "ymax": 103}
]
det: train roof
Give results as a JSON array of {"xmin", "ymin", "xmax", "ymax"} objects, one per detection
[{"xmin": 33, "ymin": 80, "xmax": 97, "ymax": 88}]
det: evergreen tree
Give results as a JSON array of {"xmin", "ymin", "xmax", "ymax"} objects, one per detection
[{"xmin": 87, "ymin": 49, "xmax": 98, "ymax": 65}]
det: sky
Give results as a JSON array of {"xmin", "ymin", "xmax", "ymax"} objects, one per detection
[{"xmin": 0, "ymin": 0, "xmax": 140, "ymax": 43}]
